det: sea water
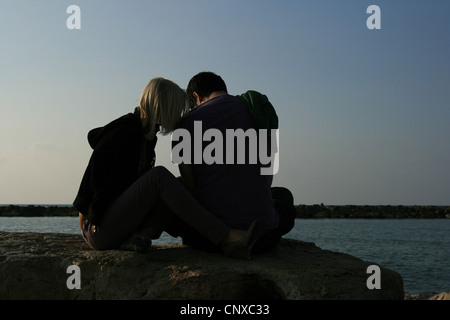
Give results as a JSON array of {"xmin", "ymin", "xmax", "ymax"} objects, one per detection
[{"xmin": 1, "ymin": 216, "xmax": 448, "ymax": 295}]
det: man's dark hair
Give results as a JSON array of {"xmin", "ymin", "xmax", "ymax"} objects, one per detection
[{"xmin": 186, "ymin": 72, "xmax": 228, "ymax": 108}]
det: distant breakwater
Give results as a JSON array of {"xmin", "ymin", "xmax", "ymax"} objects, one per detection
[
  {"xmin": 296, "ymin": 204, "xmax": 450, "ymax": 219},
  {"xmin": 1, "ymin": 204, "xmax": 450, "ymax": 219},
  {"xmin": 0, "ymin": 205, "xmax": 78, "ymax": 217}
]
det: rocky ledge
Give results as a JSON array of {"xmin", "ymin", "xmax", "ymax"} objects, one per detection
[
  {"xmin": 0, "ymin": 232, "xmax": 405, "ymax": 300},
  {"xmin": 404, "ymin": 291, "xmax": 450, "ymax": 300}
]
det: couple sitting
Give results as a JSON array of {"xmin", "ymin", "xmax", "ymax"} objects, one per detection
[{"xmin": 74, "ymin": 72, "xmax": 296, "ymax": 260}]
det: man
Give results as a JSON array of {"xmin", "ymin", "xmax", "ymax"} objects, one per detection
[{"xmin": 171, "ymin": 72, "xmax": 296, "ymax": 256}]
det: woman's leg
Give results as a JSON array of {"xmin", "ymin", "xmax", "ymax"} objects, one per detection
[{"xmin": 85, "ymin": 166, "xmax": 231, "ymax": 250}]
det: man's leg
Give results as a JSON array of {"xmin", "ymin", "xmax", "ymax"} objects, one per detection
[{"xmin": 252, "ymin": 187, "xmax": 296, "ymax": 254}]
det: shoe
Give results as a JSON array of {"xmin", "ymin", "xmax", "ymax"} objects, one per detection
[
  {"xmin": 222, "ymin": 220, "xmax": 259, "ymax": 260},
  {"xmin": 119, "ymin": 235, "xmax": 152, "ymax": 253}
]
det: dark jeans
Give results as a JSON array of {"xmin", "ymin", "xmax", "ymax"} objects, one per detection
[
  {"xmin": 165, "ymin": 187, "xmax": 297, "ymax": 254},
  {"xmin": 81, "ymin": 166, "xmax": 230, "ymax": 250},
  {"xmin": 252, "ymin": 187, "xmax": 297, "ymax": 254}
]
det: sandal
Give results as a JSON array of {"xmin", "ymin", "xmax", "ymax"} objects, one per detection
[
  {"xmin": 222, "ymin": 220, "xmax": 259, "ymax": 260},
  {"xmin": 119, "ymin": 235, "xmax": 152, "ymax": 253}
]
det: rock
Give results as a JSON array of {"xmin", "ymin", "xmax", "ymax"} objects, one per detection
[
  {"xmin": 404, "ymin": 291, "xmax": 450, "ymax": 300},
  {"xmin": 0, "ymin": 232, "xmax": 404, "ymax": 300},
  {"xmin": 428, "ymin": 291, "xmax": 450, "ymax": 300}
]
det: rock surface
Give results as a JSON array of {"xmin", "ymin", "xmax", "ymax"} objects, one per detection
[
  {"xmin": 404, "ymin": 291, "xmax": 450, "ymax": 300},
  {"xmin": 0, "ymin": 232, "xmax": 404, "ymax": 300}
]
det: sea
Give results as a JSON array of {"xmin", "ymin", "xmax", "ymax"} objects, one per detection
[{"xmin": 0, "ymin": 215, "xmax": 449, "ymax": 295}]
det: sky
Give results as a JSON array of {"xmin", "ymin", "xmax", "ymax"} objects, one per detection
[{"xmin": 0, "ymin": 0, "xmax": 449, "ymax": 206}]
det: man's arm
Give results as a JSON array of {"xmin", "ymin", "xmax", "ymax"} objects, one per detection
[{"xmin": 267, "ymin": 174, "xmax": 273, "ymax": 187}]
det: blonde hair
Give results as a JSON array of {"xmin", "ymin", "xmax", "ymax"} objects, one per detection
[{"xmin": 139, "ymin": 77, "xmax": 188, "ymax": 139}]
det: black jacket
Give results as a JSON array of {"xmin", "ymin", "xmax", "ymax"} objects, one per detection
[{"xmin": 73, "ymin": 108, "xmax": 157, "ymax": 226}]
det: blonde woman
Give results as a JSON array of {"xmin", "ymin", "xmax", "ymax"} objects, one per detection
[{"xmin": 74, "ymin": 78, "xmax": 258, "ymax": 259}]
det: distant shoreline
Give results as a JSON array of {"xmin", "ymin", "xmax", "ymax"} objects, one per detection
[
  {"xmin": 1, "ymin": 204, "xmax": 450, "ymax": 219},
  {"xmin": 0, "ymin": 205, "xmax": 78, "ymax": 217},
  {"xmin": 296, "ymin": 204, "xmax": 450, "ymax": 219}
]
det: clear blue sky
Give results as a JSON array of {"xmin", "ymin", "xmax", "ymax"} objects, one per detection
[{"xmin": 1, "ymin": 0, "xmax": 449, "ymax": 205}]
